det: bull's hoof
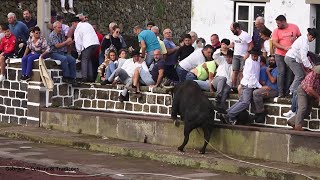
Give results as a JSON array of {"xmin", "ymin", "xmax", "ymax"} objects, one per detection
[
  {"xmin": 198, "ymin": 150, "xmax": 206, "ymax": 154},
  {"xmin": 178, "ymin": 147, "xmax": 184, "ymax": 152},
  {"xmin": 174, "ymin": 120, "xmax": 180, "ymax": 127}
]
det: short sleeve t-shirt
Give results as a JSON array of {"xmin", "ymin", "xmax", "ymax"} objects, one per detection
[
  {"xmin": 266, "ymin": 67, "xmax": 278, "ymax": 92},
  {"xmin": 232, "ymin": 31, "xmax": 252, "ymax": 56},
  {"xmin": 151, "ymin": 59, "xmax": 165, "ymax": 81},
  {"xmin": 272, "ymin": 23, "xmax": 301, "ymax": 56},
  {"xmin": 138, "ymin": 30, "xmax": 161, "ymax": 52},
  {"xmin": 163, "ymin": 38, "xmax": 177, "ymax": 65},
  {"xmin": 259, "ymin": 65, "xmax": 267, "ymax": 84},
  {"xmin": 196, "ymin": 61, "xmax": 216, "ymax": 80}
]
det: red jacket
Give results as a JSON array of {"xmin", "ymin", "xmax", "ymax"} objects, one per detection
[
  {"xmin": 0, "ymin": 34, "xmax": 16, "ymax": 55},
  {"xmin": 94, "ymin": 31, "xmax": 104, "ymax": 59}
]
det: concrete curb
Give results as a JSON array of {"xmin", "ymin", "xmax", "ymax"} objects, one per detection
[{"xmin": 0, "ymin": 129, "xmax": 317, "ymax": 180}]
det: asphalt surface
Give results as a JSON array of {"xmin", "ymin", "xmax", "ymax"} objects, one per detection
[{"xmin": 0, "ymin": 136, "xmax": 262, "ymax": 180}]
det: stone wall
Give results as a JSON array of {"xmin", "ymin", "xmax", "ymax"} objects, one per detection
[
  {"xmin": 1, "ymin": 0, "xmax": 191, "ymax": 38},
  {"xmin": 1, "ymin": 59, "xmax": 320, "ymax": 131},
  {"xmin": 46, "ymin": 68, "xmax": 320, "ymax": 131}
]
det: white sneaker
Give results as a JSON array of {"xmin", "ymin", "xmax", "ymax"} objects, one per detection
[
  {"xmin": 68, "ymin": 8, "xmax": 75, "ymax": 14},
  {"xmin": 61, "ymin": 7, "xmax": 68, "ymax": 14},
  {"xmin": 283, "ymin": 110, "xmax": 296, "ymax": 118},
  {"xmin": 0, "ymin": 75, "xmax": 5, "ymax": 82}
]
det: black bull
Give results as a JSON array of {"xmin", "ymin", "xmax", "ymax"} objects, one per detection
[{"xmin": 171, "ymin": 80, "xmax": 215, "ymax": 154}]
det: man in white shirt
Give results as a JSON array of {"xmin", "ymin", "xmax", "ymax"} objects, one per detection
[
  {"xmin": 220, "ymin": 50, "xmax": 262, "ymax": 125},
  {"xmin": 176, "ymin": 45, "xmax": 214, "ymax": 82},
  {"xmin": 73, "ymin": 18, "xmax": 100, "ymax": 82},
  {"xmin": 229, "ymin": 22, "xmax": 252, "ymax": 90},
  {"xmin": 283, "ymin": 28, "xmax": 318, "ymax": 118}
]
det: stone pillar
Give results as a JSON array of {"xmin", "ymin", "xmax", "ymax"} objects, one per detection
[{"xmin": 37, "ymin": 0, "xmax": 51, "ymax": 39}]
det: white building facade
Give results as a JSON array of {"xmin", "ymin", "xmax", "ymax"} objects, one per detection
[{"xmin": 191, "ymin": 0, "xmax": 319, "ymax": 52}]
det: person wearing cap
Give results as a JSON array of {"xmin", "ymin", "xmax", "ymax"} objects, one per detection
[
  {"xmin": 73, "ymin": 17, "xmax": 100, "ymax": 82},
  {"xmin": 220, "ymin": 49, "xmax": 262, "ymax": 125},
  {"xmin": 287, "ymin": 66, "xmax": 320, "ymax": 131},
  {"xmin": 272, "ymin": 15, "xmax": 301, "ymax": 98},
  {"xmin": 76, "ymin": 13, "xmax": 88, "ymax": 22},
  {"xmin": 67, "ymin": 17, "xmax": 80, "ymax": 59},
  {"xmin": 282, "ymin": 28, "xmax": 318, "ymax": 119}
]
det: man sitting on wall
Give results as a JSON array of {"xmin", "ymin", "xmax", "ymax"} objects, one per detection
[
  {"xmin": 0, "ymin": 24, "xmax": 16, "ymax": 82},
  {"xmin": 252, "ymin": 55, "xmax": 278, "ymax": 123},
  {"xmin": 106, "ymin": 50, "xmax": 142, "ymax": 102},
  {"xmin": 219, "ymin": 50, "xmax": 262, "ymax": 125},
  {"xmin": 47, "ymin": 21, "xmax": 76, "ymax": 84},
  {"xmin": 129, "ymin": 49, "xmax": 165, "ymax": 97}
]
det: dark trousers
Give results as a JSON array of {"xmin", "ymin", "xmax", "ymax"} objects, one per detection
[{"xmin": 80, "ymin": 44, "xmax": 99, "ymax": 81}]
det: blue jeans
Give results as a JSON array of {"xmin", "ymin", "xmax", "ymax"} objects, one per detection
[
  {"xmin": 145, "ymin": 50, "xmax": 155, "ymax": 67},
  {"xmin": 98, "ymin": 52, "xmax": 105, "ymax": 65},
  {"xmin": 194, "ymin": 80, "xmax": 210, "ymax": 91},
  {"xmin": 21, "ymin": 53, "xmax": 41, "ymax": 76},
  {"xmin": 50, "ymin": 52, "xmax": 76, "ymax": 79},
  {"xmin": 285, "ymin": 56, "xmax": 305, "ymax": 112},
  {"xmin": 185, "ymin": 72, "xmax": 197, "ymax": 80},
  {"xmin": 105, "ymin": 61, "xmax": 116, "ymax": 79},
  {"xmin": 176, "ymin": 65, "xmax": 188, "ymax": 82}
]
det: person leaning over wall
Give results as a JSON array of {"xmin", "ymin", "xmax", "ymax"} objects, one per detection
[{"xmin": 287, "ymin": 66, "xmax": 320, "ymax": 131}]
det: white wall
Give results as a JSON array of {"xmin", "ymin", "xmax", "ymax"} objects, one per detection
[
  {"xmin": 191, "ymin": 0, "xmax": 234, "ymax": 45},
  {"xmin": 191, "ymin": 0, "xmax": 314, "ymax": 50}
]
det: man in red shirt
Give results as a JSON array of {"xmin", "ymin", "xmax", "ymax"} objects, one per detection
[
  {"xmin": 0, "ymin": 24, "xmax": 16, "ymax": 81},
  {"xmin": 287, "ymin": 66, "xmax": 320, "ymax": 131}
]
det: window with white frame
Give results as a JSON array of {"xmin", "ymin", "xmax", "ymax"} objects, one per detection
[{"xmin": 235, "ymin": 2, "xmax": 265, "ymax": 35}]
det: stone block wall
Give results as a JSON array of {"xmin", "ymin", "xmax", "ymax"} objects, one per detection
[
  {"xmin": 47, "ymin": 69, "xmax": 320, "ymax": 131},
  {"xmin": 2, "ymin": 59, "xmax": 320, "ymax": 131},
  {"xmin": 0, "ymin": 65, "xmax": 29, "ymax": 125}
]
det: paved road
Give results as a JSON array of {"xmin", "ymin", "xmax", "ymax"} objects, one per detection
[{"xmin": 0, "ymin": 137, "xmax": 262, "ymax": 180}]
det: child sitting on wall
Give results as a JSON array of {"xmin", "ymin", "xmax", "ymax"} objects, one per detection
[
  {"xmin": 97, "ymin": 49, "xmax": 117, "ymax": 84},
  {"xmin": 0, "ymin": 24, "xmax": 16, "ymax": 82}
]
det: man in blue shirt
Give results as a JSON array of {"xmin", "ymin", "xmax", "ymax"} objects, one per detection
[
  {"xmin": 163, "ymin": 28, "xmax": 179, "ymax": 82},
  {"xmin": 8, "ymin": 12, "xmax": 29, "ymax": 57},
  {"xmin": 133, "ymin": 25, "xmax": 160, "ymax": 67},
  {"xmin": 253, "ymin": 55, "xmax": 279, "ymax": 123},
  {"xmin": 47, "ymin": 21, "xmax": 76, "ymax": 84}
]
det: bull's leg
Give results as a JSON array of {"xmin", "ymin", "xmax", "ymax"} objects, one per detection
[
  {"xmin": 178, "ymin": 125, "xmax": 193, "ymax": 152},
  {"xmin": 171, "ymin": 97, "xmax": 179, "ymax": 120},
  {"xmin": 199, "ymin": 126, "xmax": 212, "ymax": 154}
]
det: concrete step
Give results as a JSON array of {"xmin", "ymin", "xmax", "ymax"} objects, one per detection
[{"xmin": 0, "ymin": 123, "xmax": 319, "ymax": 180}]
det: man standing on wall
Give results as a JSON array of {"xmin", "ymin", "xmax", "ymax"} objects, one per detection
[
  {"xmin": 74, "ymin": 17, "xmax": 100, "ymax": 82},
  {"xmin": 272, "ymin": 15, "xmax": 301, "ymax": 97},
  {"xmin": 229, "ymin": 22, "xmax": 252, "ymax": 92}
]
